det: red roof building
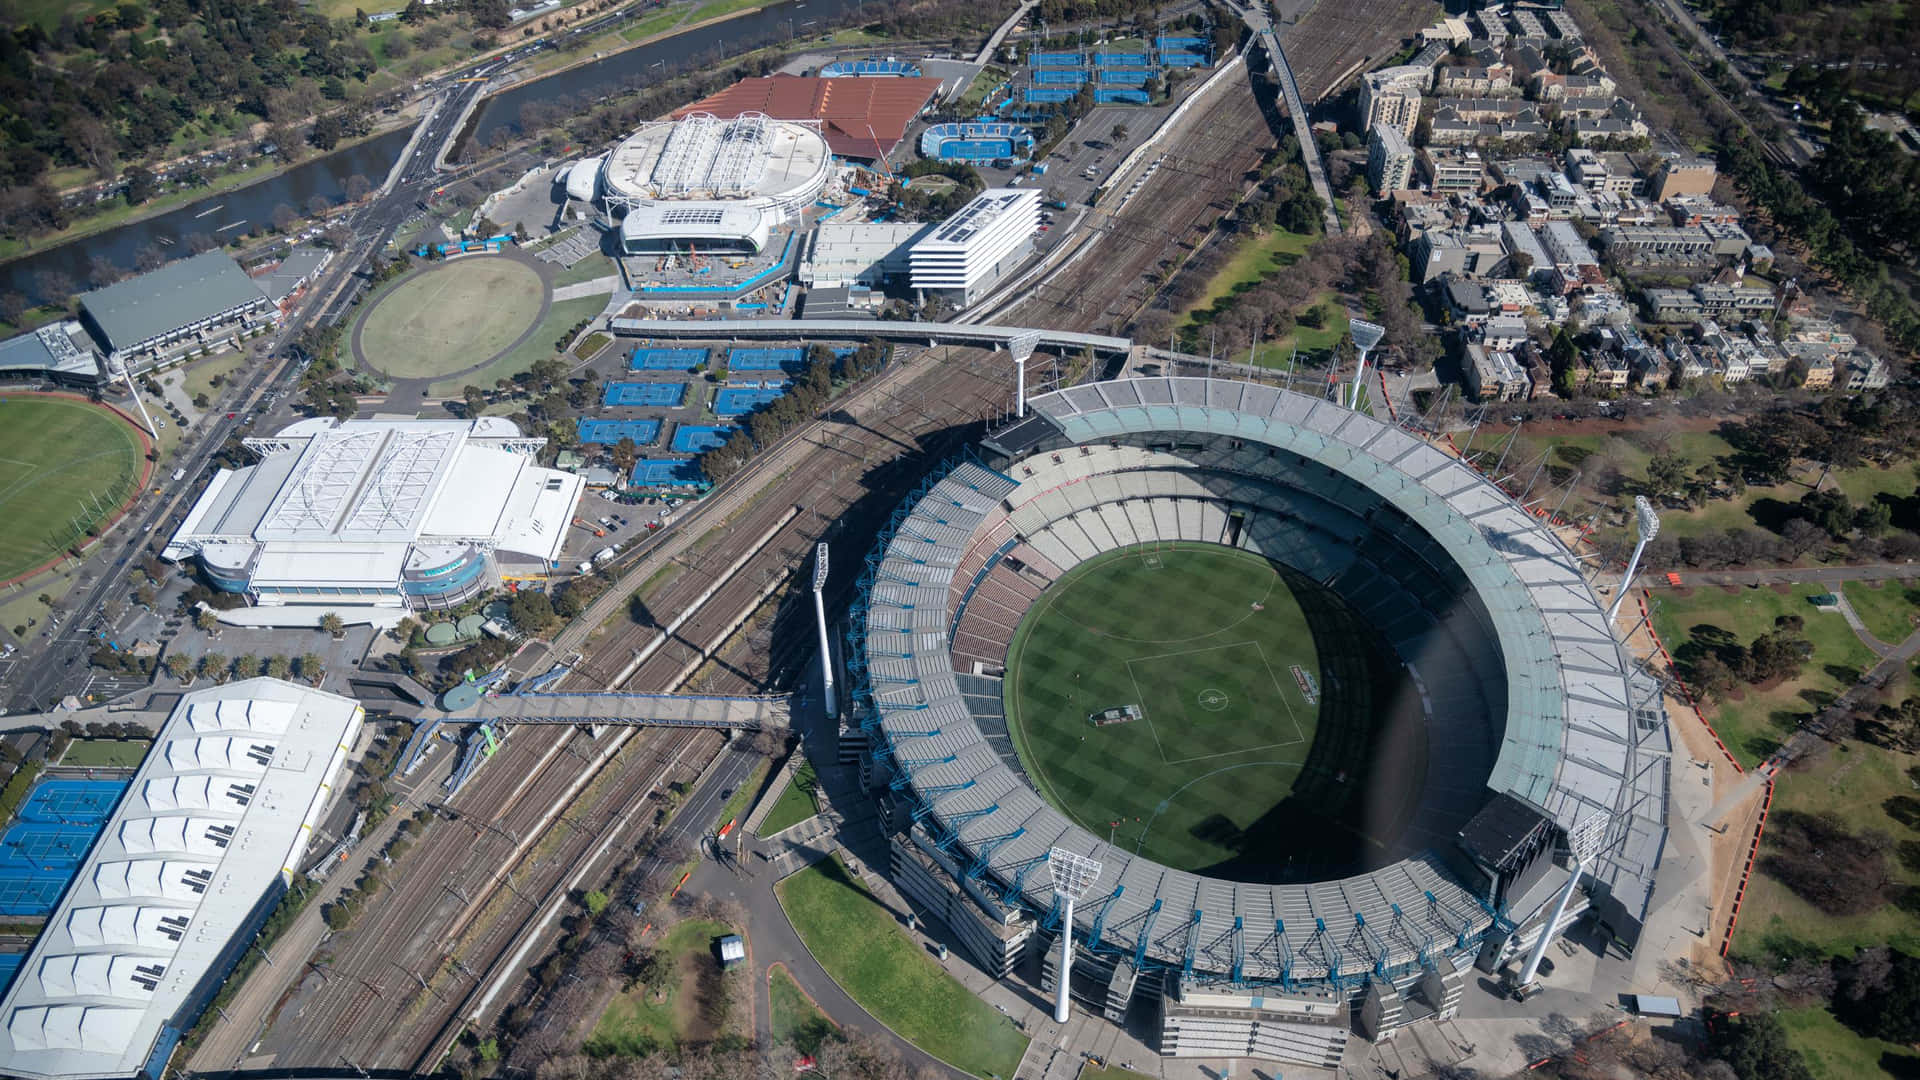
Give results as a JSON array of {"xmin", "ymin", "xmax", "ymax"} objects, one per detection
[{"xmin": 673, "ymin": 75, "xmax": 945, "ymax": 161}]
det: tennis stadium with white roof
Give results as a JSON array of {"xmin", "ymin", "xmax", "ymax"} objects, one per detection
[
  {"xmin": 853, "ymin": 376, "xmax": 1670, "ymax": 1000},
  {"xmin": 164, "ymin": 417, "xmax": 583, "ymax": 624},
  {"xmin": 0, "ymin": 679, "xmax": 363, "ymax": 1080}
]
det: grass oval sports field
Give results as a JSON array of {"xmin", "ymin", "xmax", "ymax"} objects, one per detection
[
  {"xmin": 356, "ymin": 257, "xmax": 548, "ymax": 379},
  {"xmin": 1002, "ymin": 544, "xmax": 1324, "ymax": 875},
  {"xmin": 0, "ymin": 396, "xmax": 145, "ymax": 582}
]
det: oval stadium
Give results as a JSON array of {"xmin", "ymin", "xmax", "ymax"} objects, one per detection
[
  {"xmin": 566, "ymin": 111, "xmax": 831, "ymax": 256},
  {"xmin": 849, "ymin": 375, "xmax": 1671, "ymax": 1062}
]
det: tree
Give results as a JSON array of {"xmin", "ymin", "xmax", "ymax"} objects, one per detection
[
  {"xmin": 267, "ymin": 655, "xmax": 292, "ymax": 680},
  {"xmin": 298, "ymin": 653, "xmax": 326, "ymax": 683},
  {"xmin": 123, "ymin": 164, "xmax": 157, "ymax": 205},
  {"xmin": 1834, "ymin": 947, "xmax": 1920, "ymax": 1043},
  {"xmin": 345, "ymin": 174, "xmax": 374, "ymax": 202},
  {"xmin": 0, "ymin": 293, "xmax": 26, "ymax": 326},
  {"xmin": 198, "ymin": 653, "xmax": 229, "ymax": 683},
  {"xmin": 194, "ymin": 609, "xmax": 219, "ymax": 634},
  {"xmin": 610, "ymin": 436, "xmax": 642, "ymax": 476},
  {"xmin": 271, "ymin": 203, "xmax": 299, "ymax": 233},
  {"xmin": 163, "ymin": 653, "xmax": 192, "ymax": 682},
  {"xmin": 584, "ymin": 889, "xmax": 609, "ymax": 915},
  {"xmin": 507, "ymin": 590, "xmax": 559, "ymax": 636},
  {"xmin": 233, "ymin": 654, "xmax": 262, "ymax": 679},
  {"xmin": 1645, "ymin": 452, "xmax": 1688, "ymax": 495},
  {"xmin": 319, "ymin": 612, "xmax": 345, "ymax": 638},
  {"xmin": 1706, "ymin": 1008, "xmax": 1815, "ymax": 1080},
  {"xmin": 462, "ymin": 385, "xmax": 487, "ymax": 417},
  {"xmin": 1110, "ymin": 123, "xmax": 1129, "ymax": 143}
]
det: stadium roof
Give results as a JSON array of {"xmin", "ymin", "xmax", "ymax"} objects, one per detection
[
  {"xmin": 0, "ymin": 679, "xmax": 363, "ymax": 1080},
  {"xmin": 674, "ymin": 75, "xmax": 944, "ymax": 159},
  {"xmin": 0, "ymin": 323, "xmax": 100, "ymax": 380},
  {"xmin": 76, "ymin": 252, "xmax": 269, "ymax": 353}
]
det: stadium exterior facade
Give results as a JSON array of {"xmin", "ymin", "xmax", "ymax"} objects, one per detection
[
  {"xmin": 565, "ymin": 113, "xmax": 832, "ymax": 255},
  {"xmin": 850, "ymin": 377, "xmax": 1670, "ymax": 1059},
  {"xmin": 164, "ymin": 418, "xmax": 583, "ymax": 623},
  {"xmin": 0, "ymin": 679, "xmax": 363, "ymax": 1080}
]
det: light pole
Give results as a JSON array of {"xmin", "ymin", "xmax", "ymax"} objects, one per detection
[
  {"xmin": 1606, "ymin": 495, "xmax": 1661, "ymax": 623},
  {"xmin": 1515, "ymin": 812, "xmax": 1610, "ymax": 991},
  {"xmin": 1010, "ymin": 330, "xmax": 1041, "ymax": 418},
  {"xmin": 812, "ymin": 542, "xmax": 835, "ymax": 718},
  {"xmin": 1348, "ymin": 317, "xmax": 1385, "ymax": 411},
  {"xmin": 1044, "ymin": 846, "xmax": 1102, "ymax": 1024}
]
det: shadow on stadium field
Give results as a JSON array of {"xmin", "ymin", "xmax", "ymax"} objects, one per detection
[{"xmin": 1003, "ymin": 544, "xmax": 1427, "ymax": 883}]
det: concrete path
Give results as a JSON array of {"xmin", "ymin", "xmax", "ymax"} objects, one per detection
[
  {"xmin": 1646, "ymin": 562, "xmax": 1920, "ymax": 589},
  {"xmin": 974, "ymin": 0, "xmax": 1038, "ymax": 65},
  {"xmin": 1829, "ymin": 589, "xmax": 1895, "ymax": 656}
]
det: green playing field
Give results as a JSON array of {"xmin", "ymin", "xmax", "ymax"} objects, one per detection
[
  {"xmin": 0, "ymin": 397, "xmax": 145, "ymax": 581},
  {"xmin": 1003, "ymin": 544, "xmax": 1324, "ymax": 874}
]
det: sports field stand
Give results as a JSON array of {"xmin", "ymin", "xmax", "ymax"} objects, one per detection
[
  {"xmin": 713, "ymin": 386, "xmax": 789, "ymax": 417},
  {"xmin": 630, "ymin": 346, "xmax": 710, "ymax": 372},
  {"xmin": 578, "ymin": 418, "xmax": 662, "ymax": 445},
  {"xmin": 669, "ymin": 424, "xmax": 737, "ymax": 453},
  {"xmin": 631, "ymin": 458, "xmax": 704, "ymax": 487},
  {"xmin": 602, "ymin": 382, "xmax": 689, "ymax": 408},
  {"xmin": 724, "ymin": 346, "xmax": 806, "ymax": 374}
]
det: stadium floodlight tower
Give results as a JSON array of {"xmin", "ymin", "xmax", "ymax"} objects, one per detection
[
  {"xmin": 812, "ymin": 542, "xmax": 835, "ymax": 718},
  {"xmin": 1605, "ymin": 495, "xmax": 1661, "ymax": 623},
  {"xmin": 1515, "ymin": 812, "xmax": 1609, "ymax": 992},
  {"xmin": 1045, "ymin": 846, "xmax": 1102, "ymax": 1023},
  {"xmin": 1347, "ymin": 318, "xmax": 1385, "ymax": 411},
  {"xmin": 1010, "ymin": 330, "xmax": 1042, "ymax": 418}
]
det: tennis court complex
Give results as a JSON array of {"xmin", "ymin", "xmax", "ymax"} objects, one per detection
[
  {"xmin": 714, "ymin": 387, "xmax": 788, "ymax": 417},
  {"xmin": 0, "ymin": 778, "xmax": 128, "ymax": 917},
  {"xmin": 578, "ymin": 419, "xmax": 662, "ymax": 445},
  {"xmin": 602, "ymin": 382, "xmax": 688, "ymax": 407},
  {"xmin": 670, "ymin": 424, "xmax": 736, "ymax": 453},
  {"xmin": 630, "ymin": 347, "xmax": 709, "ymax": 371}
]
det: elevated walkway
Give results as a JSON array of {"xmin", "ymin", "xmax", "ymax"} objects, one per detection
[
  {"xmin": 445, "ymin": 690, "xmax": 790, "ymax": 730},
  {"xmin": 607, "ymin": 317, "xmax": 1133, "ymax": 357}
]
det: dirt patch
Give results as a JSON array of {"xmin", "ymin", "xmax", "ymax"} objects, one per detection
[{"xmin": 672, "ymin": 951, "xmax": 720, "ymax": 1045}]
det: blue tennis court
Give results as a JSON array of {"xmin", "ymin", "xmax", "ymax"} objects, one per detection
[
  {"xmin": 1159, "ymin": 50, "xmax": 1207, "ymax": 67},
  {"xmin": 1033, "ymin": 69, "xmax": 1088, "ymax": 85},
  {"xmin": 726, "ymin": 347, "xmax": 805, "ymax": 372},
  {"xmin": 578, "ymin": 419, "xmax": 662, "ymax": 445},
  {"xmin": 1032, "ymin": 51, "xmax": 1084, "ymax": 67},
  {"xmin": 714, "ymin": 386, "xmax": 788, "ymax": 417},
  {"xmin": 1024, "ymin": 88, "xmax": 1077, "ymax": 104},
  {"xmin": 632, "ymin": 459, "xmax": 705, "ymax": 486},
  {"xmin": 630, "ymin": 347, "xmax": 709, "ymax": 371},
  {"xmin": 1099, "ymin": 68, "xmax": 1152, "ymax": 85},
  {"xmin": 1095, "ymin": 88, "xmax": 1151, "ymax": 104},
  {"xmin": 670, "ymin": 424, "xmax": 738, "ymax": 453},
  {"xmin": 0, "ymin": 953, "xmax": 22, "ymax": 993},
  {"xmin": 1095, "ymin": 51, "xmax": 1150, "ymax": 66},
  {"xmin": 20, "ymin": 779, "xmax": 126, "ymax": 825},
  {"xmin": 603, "ymin": 382, "xmax": 688, "ymax": 407}
]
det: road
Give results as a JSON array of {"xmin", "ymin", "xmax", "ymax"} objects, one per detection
[{"xmin": 1645, "ymin": 562, "xmax": 1920, "ymax": 590}]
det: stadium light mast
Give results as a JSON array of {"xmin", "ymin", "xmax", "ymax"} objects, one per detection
[
  {"xmin": 1347, "ymin": 318, "xmax": 1385, "ymax": 411},
  {"xmin": 1606, "ymin": 496, "xmax": 1660, "ymax": 623},
  {"xmin": 105, "ymin": 354, "xmax": 158, "ymax": 439},
  {"xmin": 1045, "ymin": 847, "xmax": 1102, "ymax": 1024},
  {"xmin": 1515, "ymin": 812, "xmax": 1609, "ymax": 991},
  {"xmin": 1010, "ymin": 330, "xmax": 1041, "ymax": 419},
  {"xmin": 812, "ymin": 542, "xmax": 835, "ymax": 718}
]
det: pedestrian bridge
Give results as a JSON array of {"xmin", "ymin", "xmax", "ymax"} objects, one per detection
[
  {"xmin": 445, "ymin": 690, "xmax": 790, "ymax": 730},
  {"xmin": 607, "ymin": 318, "xmax": 1134, "ymax": 358}
]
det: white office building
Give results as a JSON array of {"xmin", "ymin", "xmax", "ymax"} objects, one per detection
[
  {"xmin": 0, "ymin": 679, "xmax": 364, "ymax": 1080},
  {"xmin": 907, "ymin": 188, "xmax": 1041, "ymax": 306}
]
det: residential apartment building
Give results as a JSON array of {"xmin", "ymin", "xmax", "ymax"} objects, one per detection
[
  {"xmin": 1419, "ymin": 147, "xmax": 1484, "ymax": 193},
  {"xmin": 1464, "ymin": 342, "xmax": 1533, "ymax": 400},
  {"xmin": 1361, "ymin": 66, "xmax": 1431, "ymax": 138},
  {"xmin": 1649, "ymin": 156, "xmax": 1717, "ymax": 200},
  {"xmin": 1846, "ymin": 353, "xmax": 1891, "ymax": 390},
  {"xmin": 1435, "ymin": 64, "xmax": 1514, "ymax": 95},
  {"xmin": 1368, "ymin": 123, "xmax": 1417, "ymax": 194}
]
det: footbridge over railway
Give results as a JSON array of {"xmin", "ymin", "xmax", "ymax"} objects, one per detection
[
  {"xmin": 607, "ymin": 318, "xmax": 1134, "ymax": 358},
  {"xmin": 1238, "ymin": 12, "xmax": 1341, "ymax": 236},
  {"xmin": 444, "ymin": 690, "xmax": 790, "ymax": 730}
]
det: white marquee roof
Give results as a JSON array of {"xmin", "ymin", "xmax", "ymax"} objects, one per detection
[{"xmin": 0, "ymin": 679, "xmax": 363, "ymax": 1080}]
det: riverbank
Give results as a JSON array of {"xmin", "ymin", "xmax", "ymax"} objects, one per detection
[{"xmin": 0, "ymin": 116, "xmax": 416, "ymax": 271}]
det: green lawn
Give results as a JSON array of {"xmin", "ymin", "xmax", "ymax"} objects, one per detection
[
  {"xmin": 1651, "ymin": 584, "xmax": 1878, "ymax": 768},
  {"xmin": 768, "ymin": 965, "xmax": 838, "ymax": 1054},
  {"xmin": 1004, "ymin": 545, "xmax": 1323, "ymax": 871},
  {"xmin": 1244, "ymin": 295, "xmax": 1349, "ymax": 366},
  {"xmin": 1841, "ymin": 580, "xmax": 1918, "ymax": 645},
  {"xmin": 1178, "ymin": 226, "xmax": 1313, "ymax": 322},
  {"xmin": 688, "ymin": 0, "xmax": 767, "ymax": 23},
  {"xmin": 758, "ymin": 758, "xmax": 819, "ymax": 837},
  {"xmin": 777, "ymin": 857, "xmax": 1028, "ymax": 1079},
  {"xmin": 360, "ymin": 258, "xmax": 548, "ymax": 379},
  {"xmin": 428, "ymin": 296, "xmax": 605, "ymax": 397},
  {"xmin": 552, "ymin": 254, "xmax": 618, "ymax": 288},
  {"xmin": 622, "ymin": 8, "xmax": 688, "ymax": 40},
  {"xmin": 586, "ymin": 919, "xmax": 738, "ymax": 1056},
  {"xmin": 955, "ymin": 66, "xmax": 1010, "ymax": 114},
  {"xmin": 58, "ymin": 739, "xmax": 152, "ymax": 768},
  {"xmin": 714, "ymin": 759, "xmax": 768, "ymax": 833},
  {"xmin": 1778, "ymin": 1003, "xmax": 1920, "ymax": 1080},
  {"xmin": 0, "ymin": 398, "xmax": 146, "ymax": 581},
  {"xmin": 1734, "ymin": 736, "xmax": 1920, "ymax": 962},
  {"xmin": 179, "ymin": 352, "xmax": 250, "ymax": 407}
]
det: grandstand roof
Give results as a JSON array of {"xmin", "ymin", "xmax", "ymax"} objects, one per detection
[
  {"xmin": 77, "ymin": 251, "xmax": 270, "ymax": 354},
  {"xmin": 0, "ymin": 679, "xmax": 363, "ymax": 1080},
  {"xmin": 674, "ymin": 74, "xmax": 944, "ymax": 159},
  {"xmin": 602, "ymin": 114, "xmax": 830, "ymax": 205},
  {"xmin": 0, "ymin": 323, "xmax": 100, "ymax": 380}
]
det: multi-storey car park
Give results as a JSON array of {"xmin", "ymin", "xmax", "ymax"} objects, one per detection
[{"xmin": 848, "ymin": 376, "xmax": 1670, "ymax": 1064}]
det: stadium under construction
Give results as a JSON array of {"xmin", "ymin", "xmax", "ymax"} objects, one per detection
[{"xmin": 845, "ymin": 376, "xmax": 1670, "ymax": 1063}]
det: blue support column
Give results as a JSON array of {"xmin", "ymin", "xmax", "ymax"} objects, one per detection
[
  {"xmin": 1133, "ymin": 899, "xmax": 1163, "ymax": 969},
  {"xmin": 1000, "ymin": 851, "xmax": 1049, "ymax": 906},
  {"xmin": 1230, "ymin": 916, "xmax": 1245, "ymax": 984},
  {"xmin": 1181, "ymin": 910, "xmax": 1202, "ymax": 978},
  {"xmin": 963, "ymin": 826, "xmax": 1025, "ymax": 883},
  {"xmin": 1088, "ymin": 886, "xmax": 1124, "ymax": 950}
]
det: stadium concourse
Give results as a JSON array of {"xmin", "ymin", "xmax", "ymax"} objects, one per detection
[{"xmin": 850, "ymin": 377, "xmax": 1671, "ymax": 1064}]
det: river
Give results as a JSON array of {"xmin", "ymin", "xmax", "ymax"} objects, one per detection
[{"xmin": 4, "ymin": 0, "xmax": 871, "ymax": 305}]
